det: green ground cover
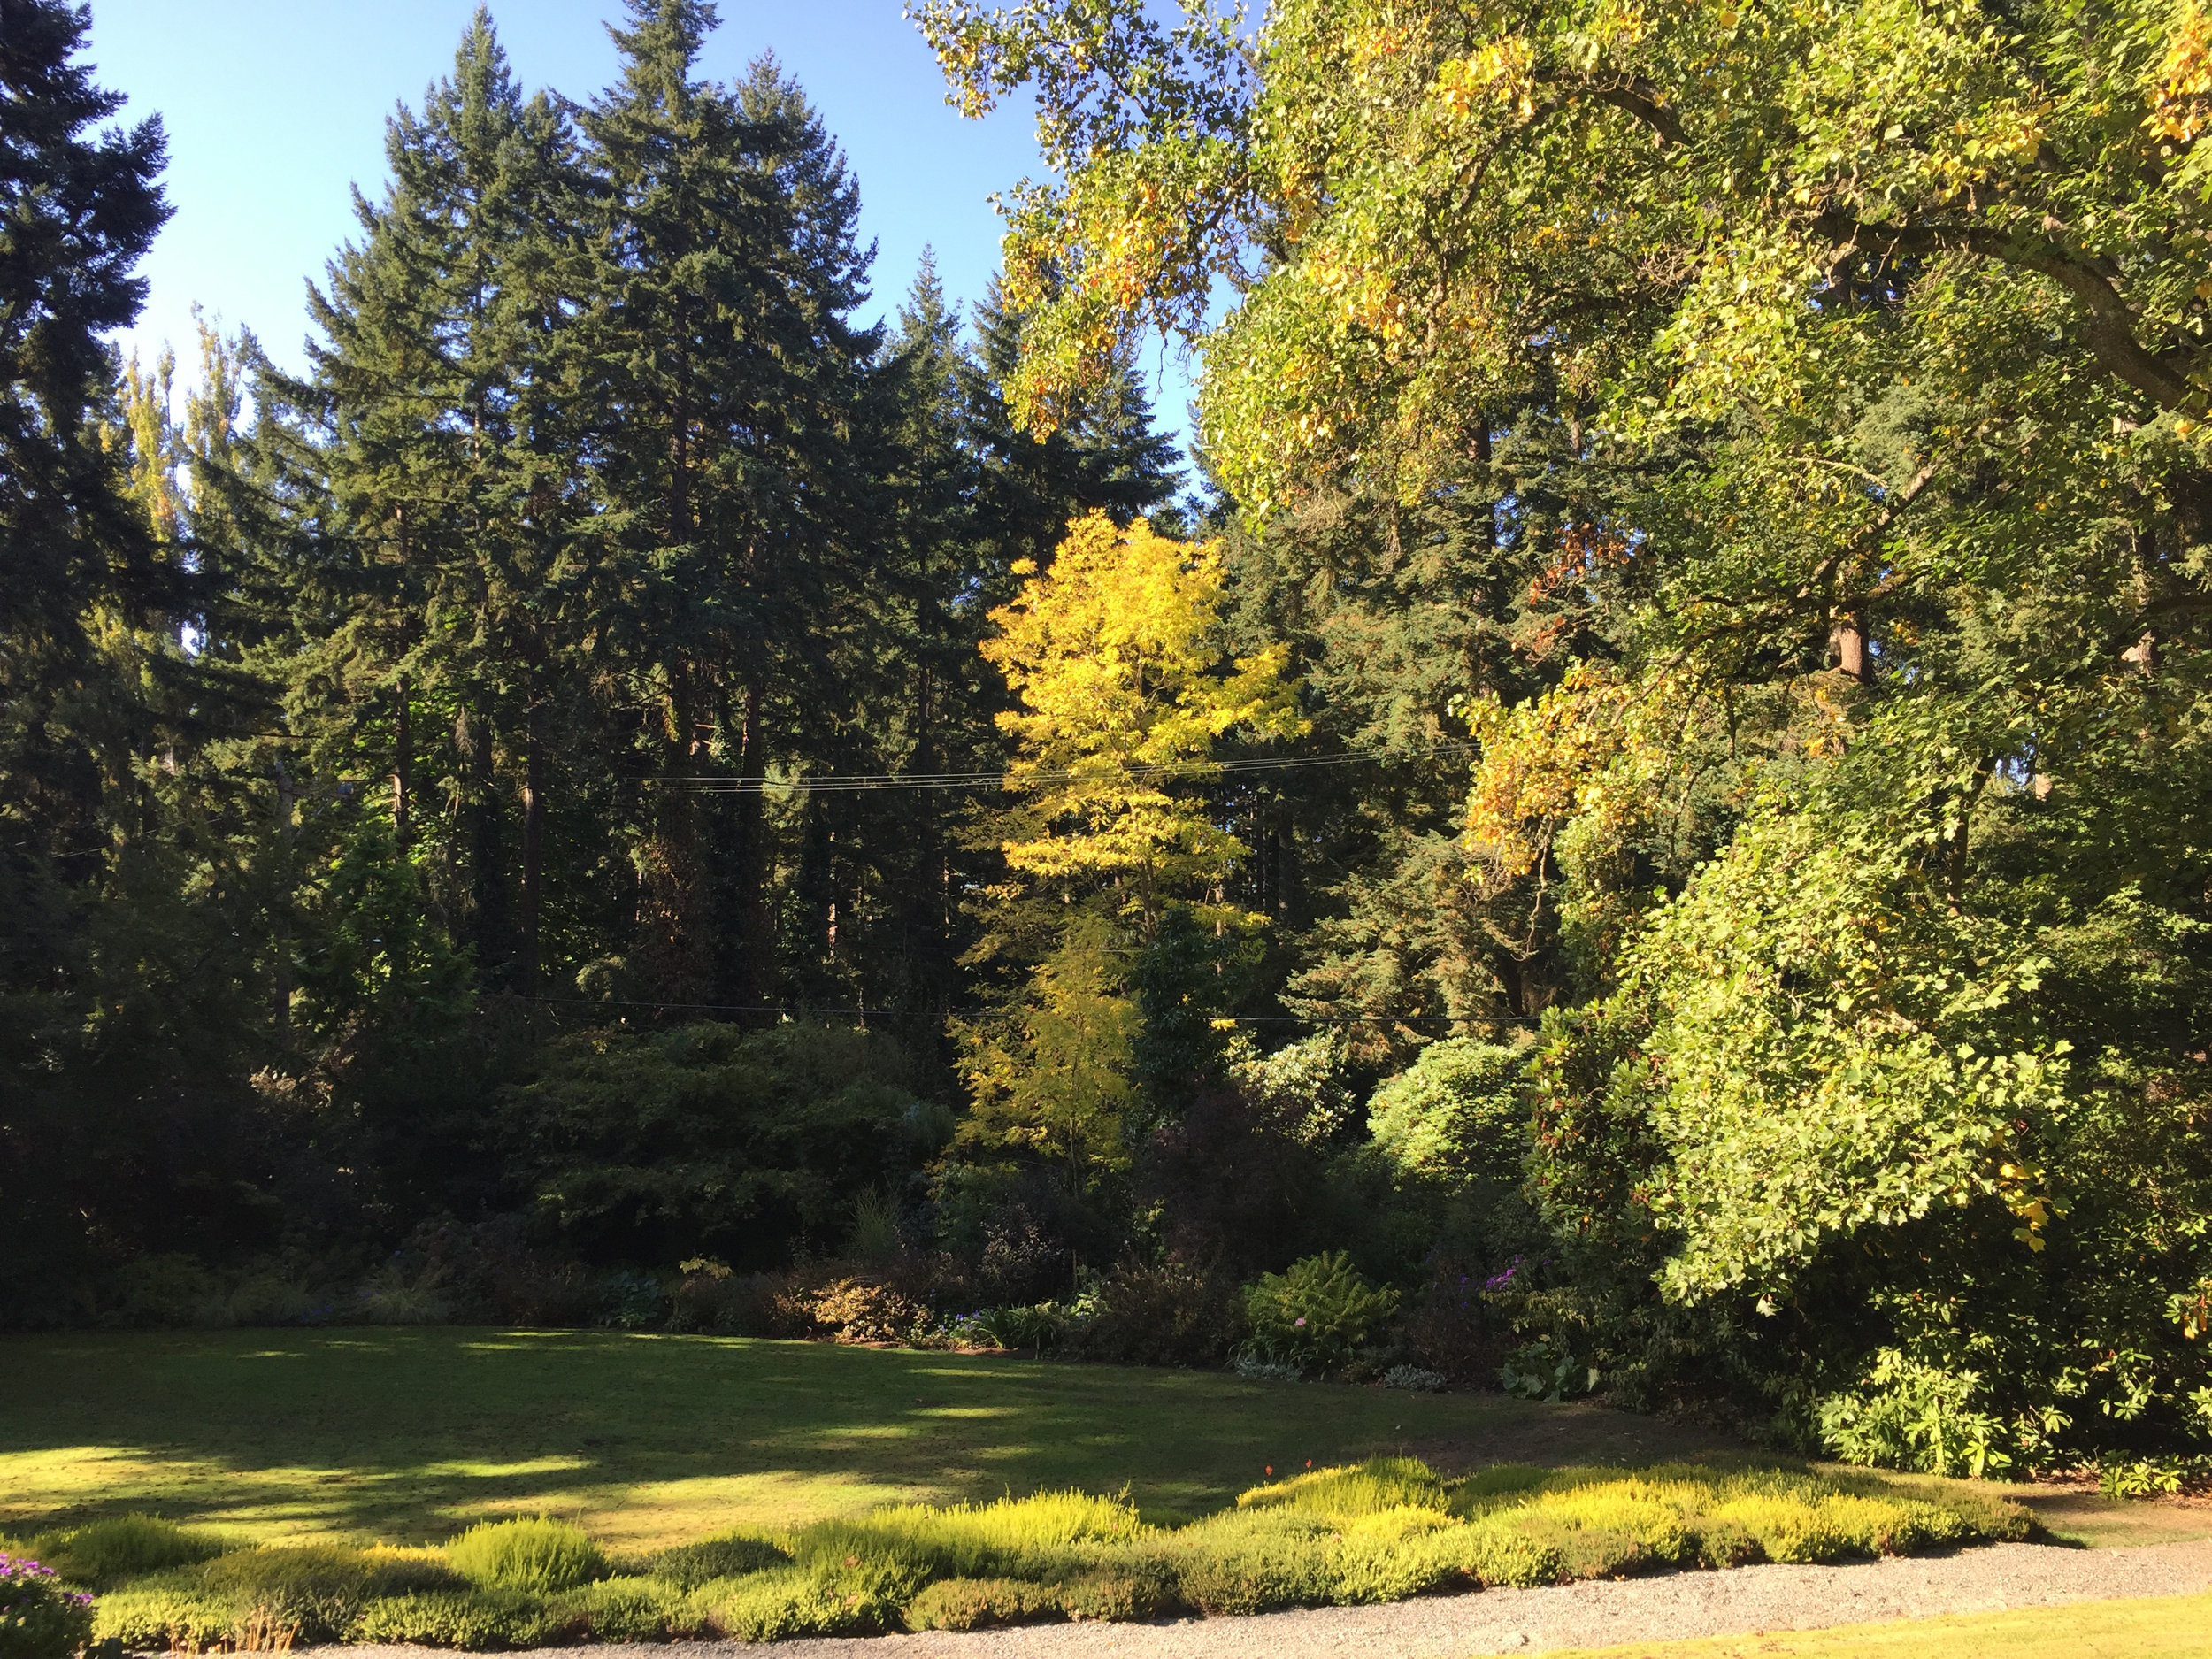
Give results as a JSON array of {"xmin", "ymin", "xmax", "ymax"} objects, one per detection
[
  {"xmin": 1555, "ymin": 1590, "xmax": 2212, "ymax": 1657},
  {"xmin": 0, "ymin": 1327, "xmax": 2061, "ymax": 1649},
  {"xmin": 15, "ymin": 1461, "xmax": 2033, "ymax": 1648},
  {"xmin": 0, "ymin": 1327, "xmax": 1740, "ymax": 1548}
]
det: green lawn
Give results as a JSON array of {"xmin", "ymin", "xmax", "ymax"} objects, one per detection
[
  {"xmin": 0, "ymin": 1327, "xmax": 1738, "ymax": 1550},
  {"xmin": 1555, "ymin": 1590, "xmax": 2212, "ymax": 1657}
]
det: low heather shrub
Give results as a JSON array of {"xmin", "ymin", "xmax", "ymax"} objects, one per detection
[
  {"xmin": 0, "ymin": 1555, "xmax": 94, "ymax": 1659},
  {"xmin": 446, "ymin": 1519, "xmax": 606, "ymax": 1594},
  {"xmin": 1237, "ymin": 1457, "xmax": 1446, "ymax": 1520},
  {"xmin": 60, "ymin": 1456, "xmax": 2039, "ymax": 1648},
  {"xmin": 693, "ymin": 1565, "xmax": 893, "ymax": 1640},
  {"xmin": 902, "ymin": 1577, "xmax": 1062, "ymax": 1631},
  {"xmin": 182, "ymin": 1543, "xmax": 457, "ymax": 1643},
  {"xmin": 644, "ymin": 1532, "xmax": 789, "ymax": 1590},
  {"xmin": 789, "ymin": 1490, "xmax": 1143, "ymax": 1590},
  {"xmin": 348, "ymin": 1588, "xmax": 563, "ymax": 1649},
  {"xmin": 91, "ymin": 1586, "xmax": 238, "ymax": 1654},
  {"xmin": 565, "ymin": 1575, "xmax": 689, "ymax": 1640},
  {"xmin": 27, "ymin": 1516, "xmax": 234, "ymax": 1590}
]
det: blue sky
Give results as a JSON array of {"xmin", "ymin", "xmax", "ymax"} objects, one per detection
[{"xmin": 87, "ymin": 0, "xmax": 1196, "ymax": 447}]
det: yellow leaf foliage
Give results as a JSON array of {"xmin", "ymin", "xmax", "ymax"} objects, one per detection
[
  {"xmin": 981, "ymin": 511, "xmax": 1307, "ymax": 922},
  {"xmin": 1463, "ymin": 664, "xmax": 1675, "ymax": 884},
  {"xmin": 2149, "ymin": 0, "xmax": 2212, "ymax": 142}
]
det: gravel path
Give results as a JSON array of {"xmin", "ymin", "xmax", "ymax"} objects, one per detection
[{"xmin": 341, "ymin": 1538, "xmax": 2212, "ymax": 1659}]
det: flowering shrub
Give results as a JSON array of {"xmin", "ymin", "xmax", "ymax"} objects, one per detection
[{"xmin": 0, "ymin": 1554, "xmax": 94, "ymax": 1659}]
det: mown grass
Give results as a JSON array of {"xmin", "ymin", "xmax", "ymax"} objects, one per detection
[
  {"xmin": 1550, "ymin": 1589, "xmax": 2212, "ymax": 1657},
  {"xmin": 0, "ymin": 1327, "xmax": 1734, "ymax": 1548},
  {"xmin": 11, "ymin": 1460, "xmax": 2038, "ymax": 1650}
]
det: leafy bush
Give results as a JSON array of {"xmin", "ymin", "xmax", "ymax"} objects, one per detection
[
  {"xmin": 1367, "ymin": 1040, "xmax": 1528, "ymax": 1187},
  {"xmin": 26, "ymin": 1516, "xmax": 234, "ymax": 1590},
  {"xmin": 595, "ymin": 1270, "xmax": 666, "ymax": 1330},
  {"xmin": 1816, "ymin": 1349, "xmax": 2016, "ymax": 1479},
  {"xmin": 644, "ymin": 1532, "xmax": 789, "ymax": 1591},
  {"xmin": 373, "ymin": 1217, "xmax": 603, "ymax": 1329},
  {"xmin": 1060, "ymin": 1261, "xmax": 1245, "ymax": 1367},
  {"xmin": 446, "ymin": 1519, "xmax": 605, "ymax": 1594},
  {"xmin": 1228, "ymin": 1030, "xmax": 1363, "ymax": 1147},
  {"xmin": 787, "ymin": 1278, "xmax": 928, "ymax": 1345},
  {"xmin": 0, "ymin": 1555, "xmax": 93, "ymax": 1659},
  {"xmin": 1241, "ymin": 1252, "xmax": 1400, "ymax": 1371},
  {"xmin": 1502, "ymin": 1337, "xmax": 1594, "ymax": 1402}
]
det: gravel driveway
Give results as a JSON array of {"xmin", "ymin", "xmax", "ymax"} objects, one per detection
[{"xmin": 340, "ymin": 1537, "xmax": 2212, "ymax": 1658}]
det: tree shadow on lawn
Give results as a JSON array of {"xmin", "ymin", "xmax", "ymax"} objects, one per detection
[{"xmin": 0, "ymin": 1327, "xmax": 1746, "ymax": 1548}]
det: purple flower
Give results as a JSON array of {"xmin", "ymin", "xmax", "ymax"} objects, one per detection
[{"xmin": 1293, "ymin": 1316, "xmax": 1307, "ymax": 1327}]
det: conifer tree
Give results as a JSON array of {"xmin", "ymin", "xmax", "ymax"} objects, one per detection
[{"xmin": 577, "ymin": 4, "xmax": 879, "ymax": 1008}]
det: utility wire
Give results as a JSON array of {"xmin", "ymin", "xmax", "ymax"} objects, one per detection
[
  {"xmin": 511, "ymin": 994, "xmax": 1532, "ymax": 1025},
  {"xmin": 639, "ymin": 742, "xmax": 1479, "ymax": 795}
]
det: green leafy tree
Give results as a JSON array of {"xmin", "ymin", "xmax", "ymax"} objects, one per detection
[{"xmin": 920, "ymin": 0, "xmax": 2212, "ymax": 1465}]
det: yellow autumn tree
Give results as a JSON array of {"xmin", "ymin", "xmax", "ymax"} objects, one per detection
[
  {"xmin": 981, "ymin": 511, "xmax": 1307, "ymax": 933},
  {"xmin": 950, "ymin": 910, "xmax": 1139, "ymax": 1198}
]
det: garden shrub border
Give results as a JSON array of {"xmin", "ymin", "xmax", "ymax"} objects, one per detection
[{"xmin": 22, "ymin": 1462, "xmax": 2037, "ymax": 1652}]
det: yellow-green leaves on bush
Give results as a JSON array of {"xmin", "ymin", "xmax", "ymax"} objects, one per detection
[
  {"xmin": 89, "ymin": 1544, "xmax": 458, "ymax": 1648},
  {"xmin": 1367, "ymin": 1040, "xmax": 1529, "ymax": 1189},
  {"xmin": 28, "ymin": 1516, "xmax": 236, "ymax": 1590},
  {"xmin": 1237, "ymin": 1456, "xmax": 1446, "ymax": 1519},
  {"xmin": 446, "ymin": 1518, "xmax": 605, "ymax": 1594},
  {"xmin": 694, "ymin": 1565, "xmax": 892, "ymax": 1641}
]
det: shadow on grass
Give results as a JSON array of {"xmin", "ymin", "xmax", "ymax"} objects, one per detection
[{"xmin": 0, "ymin": 1328, "xmax": 1745, "ymax": 1545}]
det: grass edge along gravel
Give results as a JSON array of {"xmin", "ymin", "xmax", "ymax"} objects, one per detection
[
  {"xmin": 8, "ymin": 1457, "xmax": 2040, "ymax": 1650},
  {"xmin": 1545, "ymin": 1586, "xmax": 2212, "ymax": 1658}
]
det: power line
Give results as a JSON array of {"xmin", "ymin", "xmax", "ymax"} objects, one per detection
[
  {"xmin": 639, "ymin": 742, "xmax": 1480, "ymax": 795},
  {"xmin": 510, "ymin": 994, "xmax": 1530, "ymax": 1025}
]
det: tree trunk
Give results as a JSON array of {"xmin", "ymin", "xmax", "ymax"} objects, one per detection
[
  {"xmin": 719, "ymin": 680, "xmax": 770, "ymax": 1012},
  {"xmin": 519, "ymin": 699, "xmax": 544, "ymax": 995},
  {"xmin": 391, "ymin": 674, "xmax": 413, "ymax": 848},
  {"xmin": 1832, "ymin": 611, "xmax": 1870, "ymax": 681},
  {"xmin": 273, "ymin": 757, "xmax": 296, "ymax": 1041}
]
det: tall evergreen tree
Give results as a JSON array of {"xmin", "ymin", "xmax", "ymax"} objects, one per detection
[{"xmin": 576, "ymin": 4, "xmax": 879, "ymax": 1009}]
